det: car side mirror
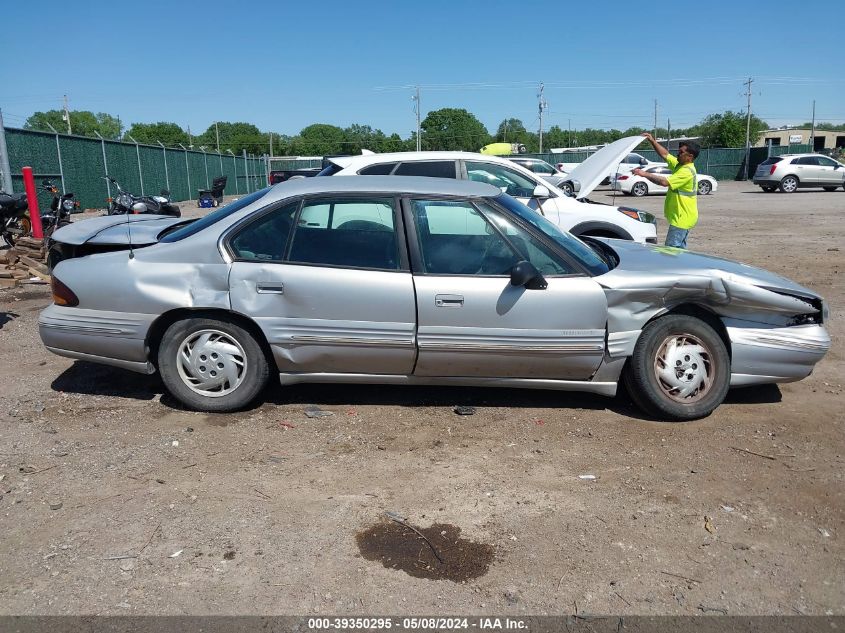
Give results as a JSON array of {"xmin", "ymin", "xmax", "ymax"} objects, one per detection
[
  {"xmin": 510, "ymin": 260, "xmax": 547, "ymax": 290},
  {"xmin": 131, "ymin": 202, "xmax": 148, "ymax": 214},
  {"xmin": 640, "ymin": 158, "xmax": 649, "ymax": 165},
  {"xmin": 532, "ymin": 184, "xmax": 550, "ymax": 198}
]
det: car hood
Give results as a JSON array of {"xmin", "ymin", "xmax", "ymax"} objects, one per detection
[
  {"xmin": 597, "ymin": 239, "xmax": 822, "ymax": 317},
  {"xmin": 566, "ymin": 136, "xmax": 647, "ymax": 200},
  {"xmin": 50, "ymin": 215, "xmax": 187, "ymax": 246}
]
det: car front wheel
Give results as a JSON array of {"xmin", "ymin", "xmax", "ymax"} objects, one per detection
[
  {"xmin": 622, "ymin": 314, "xmax": 730, "ymax": 421},
  {"xmin": 779, "ymin": 175, "xmax": 799, "ymax": 193},
  {"xmin": 697, "ymin": 180, "xmax": 712, "ymax": 195},
  {"xmin": 158, "ymin": 315, "xmax": 269, "ymax": 412}
]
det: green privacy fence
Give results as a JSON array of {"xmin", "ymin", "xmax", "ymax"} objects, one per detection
[
  {"xmin": 3, "ymin": 127, "xmax": 268, "ymax": 210},
  {"xmin": 521, "ymin": 144, "xmax": 813, "ymax": 181}
]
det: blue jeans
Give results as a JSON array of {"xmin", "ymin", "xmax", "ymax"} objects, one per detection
[{"xmin": 665, "ymin": 225, "xmax": 690, "ymax": 249}]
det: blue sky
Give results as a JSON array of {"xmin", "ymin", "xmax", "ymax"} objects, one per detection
[{"xmin": 2, "ymin": 0, "xmax": 843, "ymax": 139}]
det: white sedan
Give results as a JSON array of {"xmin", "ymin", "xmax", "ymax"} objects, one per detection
[{"xmin": 613, "ymin": 165, "xmax": 718, "ymax": 197}]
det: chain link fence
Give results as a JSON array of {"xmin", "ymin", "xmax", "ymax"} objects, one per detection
[{"xmin": 1, "ymin": 127, "xmax": 269, "ymax": 210}]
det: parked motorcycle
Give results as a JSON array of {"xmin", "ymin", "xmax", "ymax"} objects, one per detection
[
  {"xmin": 0, "ymin": 190, "xmax": 31, "ymax": 247},
  {"xmin": 40, "ymin": 179, "xmax": 79, "ymax": 236},
  {"xmin": 105, "ymin": 177, "xmax": 181, "ymax": 217}
]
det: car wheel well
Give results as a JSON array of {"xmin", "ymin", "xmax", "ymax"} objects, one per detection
[
  {"xmin": 146, "ymin": 308, "xmax": 275, "ymax": 371},
  {"xmin": 570, "ymin": 222, "xmax": 632, "ymax": 241},
  {"xmin": 642, "ymin": 304, "xmax": 732, "ymax": 359}
]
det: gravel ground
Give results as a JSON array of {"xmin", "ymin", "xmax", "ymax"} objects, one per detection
[{"xmin": 0, "ymin": 181, "xmax": 842, "ymax": 616}]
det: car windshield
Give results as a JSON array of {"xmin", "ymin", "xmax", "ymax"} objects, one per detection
[
  {"xmin": 494, "ymin": 194, "xmax": 611, "ymax": 276},
  {"xmin": 159, "ymin": 188, "xmax": 271, "ymax": 242}
]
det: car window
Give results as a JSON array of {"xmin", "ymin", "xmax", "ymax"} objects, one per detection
[
  {"xmin": 410, "ymin": 199, "xmax": 571, "ymax": 276},
  {"xmin": 358, "ymin": 162, "xmax": 398, "ymax": 175},
  {"xmin": 626, "ymin": 154, "xmax": 641, "ymax": 164},
  {"xmin": 465, "ymin": 161, "xmax": 537, "ymax": 198},
  {"xmin": 229, "ymin": 201, "xmax": 299, "ymax": 262},
  {"xmin": 530, "ymin": 161, "xmax": 556, "ymax": 175},
  {"xmin": 817, "ymin": 157, "xmax": 838, "ymax": 167},
  {"xmin": 287, "ymin": 197, "xmax": 399, "ymax": 270},
  {"xmin": 760, "ymin": 157, "xmax": 783, "ymax": 165},
  {"xmin": 799, "ymin": 157, "xmax": 820, "ymax": 166},
  {"xmin": 394, "ymin": 161, "xmax": 456, "ymax": 178}
]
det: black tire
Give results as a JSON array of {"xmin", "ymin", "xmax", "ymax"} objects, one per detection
[
  {"xmin": 622, "ymin": 314, "xmax": 730, "ymax": 421},
  {"xmin": 823, "ymin": 187, "xmax": 837, "ymax": 192},
  {"xmin": 761, "ymin": 186, "xmax": 775, "ymax": 193},
  {"xmin": 560, "ymin": 182, "xmax": 574, "ymax": 196},
  {"xmin": 697, "ymin": 180, "xmax": 712, "ymax": 195},
  {"xmin": 631, "ymin": 181, "xmax": 648, "ymax": 197},
  {"xmin": 158, "ymin": 315, "xmax": 270, "ymax": 412},
  {"xmin": 778, "ymin": 175, "xmax": 799, "ymax": 193}
]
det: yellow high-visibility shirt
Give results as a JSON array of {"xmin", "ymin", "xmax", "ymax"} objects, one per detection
[{"xmin": 663, "ymin": 154, "xmax": 698, "ymax": 230}]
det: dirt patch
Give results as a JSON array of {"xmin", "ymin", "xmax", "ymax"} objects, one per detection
[{"xmin": 356, "ymin": 520, "xmax": 494, "ymax": 582}]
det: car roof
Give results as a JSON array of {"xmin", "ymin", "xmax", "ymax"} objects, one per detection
[
  {"xmin": 260, "ymin": 175, "xmax": 501, "ymax": 202},
  {"xmin": 328, "ymin": 150, "xmax": 521, "ymax": 169}
]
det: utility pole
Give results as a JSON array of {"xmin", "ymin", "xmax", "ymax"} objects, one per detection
[
  {"xmin": 568, "ymin": 119, "xmax": 571, "ymax": 148},
  {"xmin": 743, "ymin": 77, "xmax": 754, "ymax": 181},
  {"xmin": 187, "ymin": 125, "xmax": 193, "ymax": 149},
  {"xmin": 667, "ymin": 118, "xmax": 671, "ymax": 150},
  {"xmin": 63, "ymin": 94, "xmax": 72, "ymax": 134},
  {"xmin": 810, "ymin": 100, "xmax": 816, "ymax": 149},
  {"xmin": 269, "ymin": 132, "xmax": 273, "ymax": 158},
  {"xmin": 653, "ymin": 99, "xmax": 658, "ymax": 140},
  {"xmin": 215, "ymin": 121, "xmax": 220, "ymax": 153},
  {"xmin": 538, "ymin": 82, "xmax": 547, "ymax": 153},
  {"xmin": 412, "ymin": 86, "xmax": 421, "ymax": 152}
]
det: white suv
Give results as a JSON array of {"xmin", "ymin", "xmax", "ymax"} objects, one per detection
[{"xmin": 319, "ymin": 137, "xmax": 658, "ymax": 243}]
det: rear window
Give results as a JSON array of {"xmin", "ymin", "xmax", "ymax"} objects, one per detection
[
  {"xmin": 159, "ymin": 188, "xmax": 270, "ymax": 242},
  {"xmin": 316, "ymin": 163, "xmax": 343, "ymax": 177},
  {"xmin": 759, "ymin": 157, "xmax": 783, "ymax": 165}
]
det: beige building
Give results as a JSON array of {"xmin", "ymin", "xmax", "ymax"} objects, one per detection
[{"xmin": 756, "ymin": 128, "xmax": 845, "ymax": 151}]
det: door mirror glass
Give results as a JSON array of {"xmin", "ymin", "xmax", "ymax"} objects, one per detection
[
  {"xmin": 510, "ymin": 260, "xmax": 547, "ymax": 289},
  {"xmin": 532, "ymin": 184, "xmax": 550, "ymax": 198},
  {"xmin": 639, "ymin": 157, "xmax": 649, "ymax": 165}
]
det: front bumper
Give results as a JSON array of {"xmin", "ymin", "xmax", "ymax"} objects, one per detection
[
  {"xmin": 39, "ymin": 304, "xmax": 156, "ymax": 374},
  {"xmin": 727, "ymin": 323, "xmax": 830, "ymax": 386}
]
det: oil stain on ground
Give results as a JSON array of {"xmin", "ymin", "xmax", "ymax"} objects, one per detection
[{"xmin": 356, "ymin": 520, "xmax": 494, "ymax": 582}]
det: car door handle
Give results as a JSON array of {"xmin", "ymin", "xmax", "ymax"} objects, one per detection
[
  {"xmin": 435, "ymin": 294, "xmax": 464, "ymax": 307},
  {"xmin": 256, "ymin": 281, "xmax": 284, "ymax": 294}
]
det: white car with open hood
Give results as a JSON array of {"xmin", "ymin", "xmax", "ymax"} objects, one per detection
[{"xmin": 318, "ymin": 137, "xmax": 658, "ymax": 244}]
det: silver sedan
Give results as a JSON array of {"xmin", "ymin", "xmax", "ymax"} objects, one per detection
[{"xmin": 40, "ymin": 177, "xmax": 830, "ymax": 421}]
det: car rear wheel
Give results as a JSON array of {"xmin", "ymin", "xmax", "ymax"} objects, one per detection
[
  {"xmin": 158, "ymin": 316, "xmax": 269, "ymax": 412},
  {"xmin": 779, "ymin": 175, "xmax": 799, "ymax": 193},
  {"xmin": 697, "ymin": 180, "xmax": 712, "ymax": 195},
  {"xmin": 560, "ymin": 182, "xmax": 574, "ymax": 196},
  {"xmin": 631, "ymin": 182, "xmax": 648, "ymax": 197},
  {"xmin": 622, "ymin": 314, "xmax": 730, "ymax": 421}
]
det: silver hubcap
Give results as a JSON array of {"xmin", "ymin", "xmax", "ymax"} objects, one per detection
[
  {"xmin": 653, "ymin": 334, "xmax": 714, "ymax": 403},
  {"xmin": 176, "ymin": 329, "xmax": 247, "ymax": 397},
  {"xmin": 633, "ymin": 183, "xmax": 646, "ymax": 195},
  {"xmin": 699, "ymin": 182, "xmax": 710, "ymax": 194},
  {"xmin": 783, "ymin": 178, "xmax": 797, "ymax": 192}
]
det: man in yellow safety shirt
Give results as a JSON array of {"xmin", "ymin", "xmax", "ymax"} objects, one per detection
[{"xmin": 632, "ymin": 133, "xmax": 701, "ymax": 249}]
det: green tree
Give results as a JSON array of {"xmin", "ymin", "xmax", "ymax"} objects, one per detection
[
  {"xmin": 198, "ymin": 122, "xmax": 264, "ymax": 154},
  {"xmin": 420, "ymin": 108, "xmax": 491, "ymax": 151},
  {"xmin": 25, "ymin": 110, "xmax": 122, "ymax": 139},
  {"xmin": 289, "ymin": 123, "xmax": 347, "ymax": 155},
  {"xmin": 495, "ymin": 118, "xmax": 527, "ymax": 142},
  {"xmin": 696, "ymin": 111, "xmax": 768, "ymax": 148},
  {"xmin": 126, "ymin": 122, "xmax": 189, "ymax": 146}
]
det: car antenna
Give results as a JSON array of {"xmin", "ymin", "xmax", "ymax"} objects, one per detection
[{"xmin": 113, "ymin": 177, "xmax": 135, "ymax": 259}]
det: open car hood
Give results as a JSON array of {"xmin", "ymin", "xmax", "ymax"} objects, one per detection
[
  {"xmin": 49, "ymin": 215, "xmax": 187, "ymax": 246},
  {"xmin": 566, "ymin": 136, "xmax": 647, "ymax": 199}
]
